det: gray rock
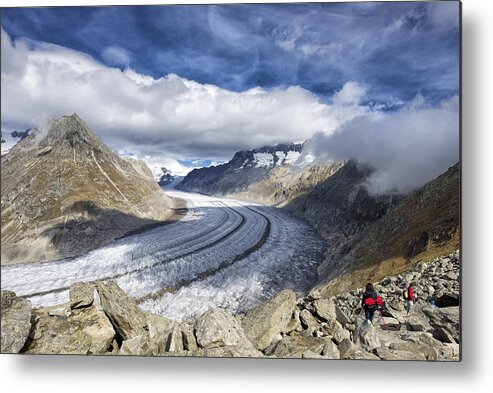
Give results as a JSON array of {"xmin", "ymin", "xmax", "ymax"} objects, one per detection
[
  {"xmin": 69, "ymin": 282, "xmax": 94, "ymax": 309},
  {"xmin": 241, "ymin": 289, "xmax": 296, "ymax": 351},
  {"xmin": 26, "ymin": 305, "xmax": 115, "ymax": 355},
  {"xmin": 380, "ymin": 316, "xmax": 400, "ymax": 331},
  {"xmin": 434, "ymin": 326, "xmax": 456, "ymax": 344},
  {"xmin": 119, "ymin": 335, "xmax": 151, "ymax": 356},
  {"xmin": 1, "ymin": 290, "xmax": 32, "ymax": 353},
  {"xmin": 195, "ymin": 308, "xmax": 254, "ymax": 351},
  {"xmin": 283, "ymin": 310, "xmax": 302, "ymax": 334},
  {"xmin": 374, "ymin": 345, "xmax": 427, "ymax": 361},
  {"xmin": 335, "ymin": 305, "xmax": 351, "ymax": 327},
  {"xmin": 96, "ymin": 281, "xmax": 148, "ymax": 340},
  {"xmin": 47, "ymin": 304, "xmax": 70, "ymax": 317},
  {"xmin": 181, "ymin": 323, "xmax": 198, "ymax": 352},
  {"xmin": 322, "ymin": 339, "xmax": 340, "ymax": 359},
  {"xmin": 338, "ymin": 338, "xmax": 357, "ymax": 359},
  {"xmin": 406, "ymin": 315, "xmax": 429, "ymax": 331},
  {"xmin": 299, "ymin": 309, "xmax": 319, "ymax": 335},
  {"xmin": 265, "ymin": 335, "xmax": 325, "ymax": 358},
  {"xmin": 331, "ymin": 320, "xmax": 351, "ymax": 345},
  {"xmin": 311, "ymin": 298, "xmax": 337, "ymax": 322},
  {"xmin": 165, "ymin": 325, "xmax": 184, "ymax": 353},
  {"xmin": 146, "ymin": 313, "xmax": 174, "ymax": 341},
  {"xmin": 302, "ymin": 350, "xmax": 324, "ymax": 359},
  {"xmin": 355, "ymin": 321, "xmax": 381, "ymax": 351},
  {"xmin": 437, "ymin": 343, "xmax": 460, "ymax": 361}
]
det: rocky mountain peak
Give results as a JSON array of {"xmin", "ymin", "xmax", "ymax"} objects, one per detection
[
  {"xmin": 1, "ymin": 113, "xmax": 176, "ymax": 264},
  {"xmin": 40, "ymin": 113, "xmax": 107, "ymax": 154}
]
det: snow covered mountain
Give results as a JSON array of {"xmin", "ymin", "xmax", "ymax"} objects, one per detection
[{"xmin": 177, "ymin": 142, "xmax": 303, "ymax": 195}]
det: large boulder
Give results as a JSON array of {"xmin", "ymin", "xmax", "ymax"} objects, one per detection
[
  {"xmin": 374, "ymin": 332, "xmax": 440, "ymax": 361},
  {"xmin": 321, "ymin": 339, "xmax": 340, "ymax": 359},
  {"xmin": 1, "ymin": 290, "xmax": 32, "ymax": 353},
  {"xmin": 354, "ymin": 321, "xmax": 381, "ymax": 351},
  {"xmin": 195, "ymin": 308, "xmax": 256, "ymax": 353},
  {"xmin": 338, "ymin": 338, "xmax": 358, "ymax": 359},
  {"xmin": 435, "ymin": 293, "xmax": 460, "ymax": 307},
  {"xmin": 330, "ymin": 320, "xmax": 351, "ymax": 345},
  {"xmin": 96, "ymin": 281, "xmax": 148, "ymax": 340},
  {"xmin": 119, "ymin": 335, "xmax": 151, "ymax": 356},
  {"xmin": 241, "ymin": 289, "xmax": 296, "ymax": 351},
  {"xmin": 146, "ymin": 313, "xmax": 174, "ymax": 354},
  {"xmin": 299, "ymin": 309, "xmax": 320, "ymax": 335},
  {"xmin": 310, "ymin": 298, "xmax": 337, "ymax": 322},
  {"xmin": 25, "ymin": 305, "xmax": 115, "ymax": 355},
  {"xmin": 422, "ymin": 305, "xmax": 460, "ymax": 343},
  {"xmin": 264, "ymin": 335, "xmax": 326, "ymax": 358},
  {"xmin": 335, "ymin": 305, "xmax": 351, "ymax": 327}
]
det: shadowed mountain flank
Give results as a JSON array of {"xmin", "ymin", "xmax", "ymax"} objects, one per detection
[
  {"xmin": 311, "ymin": 162, "xmax": 460, "ymax": 297},
  {"xmin": 1, "ymin": 114, "xmax": 180, "ymax": 265}
]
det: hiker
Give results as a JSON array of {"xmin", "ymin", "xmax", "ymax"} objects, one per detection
[
  {"xmin": 403, "ymin": 282, "xmax": 415, "ymax": 315},
  {"xmin": 361, "ymin": 283, "xmax": 383, "ymax": 324}
]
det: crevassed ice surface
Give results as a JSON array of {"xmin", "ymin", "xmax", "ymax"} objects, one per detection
[{"xmin": 1, "ymin": 187, "xmax": 327, "ymax": 322}]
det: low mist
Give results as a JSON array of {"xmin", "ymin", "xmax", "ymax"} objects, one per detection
[{"xmin": 300, "ymin": 95, "xmax": 459, "ymax": 194}]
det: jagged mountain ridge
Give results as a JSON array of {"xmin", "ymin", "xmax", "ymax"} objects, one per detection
[
  {"xmin": 1, "ymin": 114, "xmax": 179, "ymax": 264},
  {"xmin": 177, "ymin": 142, "xmax": 303, "ymax": 195}
]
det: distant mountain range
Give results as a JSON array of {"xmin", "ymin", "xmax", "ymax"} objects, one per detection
[
  {"xmin": 177, "ymin": 142, "xmax": 303, "ymax": 195},
  {"xmin": 1, "ymin": 114, "xmax": 179, "ymax": 264}
]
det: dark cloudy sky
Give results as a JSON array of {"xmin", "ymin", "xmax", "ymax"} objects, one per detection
[{"xmin": 1, "ymin": 1, "xmax": 460, "ymax": 182}]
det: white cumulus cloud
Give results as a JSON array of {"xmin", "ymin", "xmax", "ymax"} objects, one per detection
[
  {"xmin": 1, "ymin": 27, "xmax": 458, "ymax": 189},
  {"xmin": 1, "ymin": 28, "xmax": 369, "ymax": 173}
]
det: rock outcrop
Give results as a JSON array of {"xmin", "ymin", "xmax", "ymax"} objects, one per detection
[
  {"xmin": 95, "ymin": 281, "xmax": 148, "ymax": 340},
  {"xmin": 241, "ymin": 289, "xmax": 296, "ymax": 351},
  {"xmin": 0, "ymin": 251, "xmax": 460, "ymax": 359},
  {"xmin": 1, "ymin": 291, "xmax": 32, "ymax": 353},
  {"xmin": 1, "ymin": 114, "xmax": 181, "ymax": 264}
]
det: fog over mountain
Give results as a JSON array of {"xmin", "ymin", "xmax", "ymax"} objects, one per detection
[{"xmin": 301, "ymin": 95, "xmax": 459, "ymax": 194}]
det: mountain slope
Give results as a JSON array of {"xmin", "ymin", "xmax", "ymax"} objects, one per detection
[
  {"xmin": 1, "ymin": 114, "xmax": 180, "ymax": 265},
  {"xmin": 312, "ymin": 162, "xmax": 460, "ymax": 296}
]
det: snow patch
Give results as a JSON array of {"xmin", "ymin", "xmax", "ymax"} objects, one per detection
[
  {"xmin": 254, "ymin": 152, "xmax": 274, "ymax": 168},
  {"xmin": 284, "ymin": 151, "xmax": 300, "ymax": 165}
]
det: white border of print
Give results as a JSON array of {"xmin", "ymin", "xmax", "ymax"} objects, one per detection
[{"xmin": 1, "ymin": 1, "xmax": 492, "ymax": 393}]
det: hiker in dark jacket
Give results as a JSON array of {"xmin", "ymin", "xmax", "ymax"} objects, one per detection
[{"xmin": 361, "ymin": 283, "xmax": 382, "ymax": 324}]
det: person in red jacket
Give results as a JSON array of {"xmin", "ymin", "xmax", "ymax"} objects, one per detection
[
  {"xmin": 361, "ymin": 283, "xmax": 383, "ymax": 324},
  {"xmin": 405, "ymin": 283, "xmax": 415, "ymax": 315}
]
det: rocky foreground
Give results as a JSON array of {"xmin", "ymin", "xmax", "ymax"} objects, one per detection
[{"xmin": 1, "ymin": 252, "xmax": 460, "ymax": 360}]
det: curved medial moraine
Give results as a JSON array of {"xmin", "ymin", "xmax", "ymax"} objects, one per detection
[{"xmin": 1, "ymin": 189, "xmax": 327, "ymax": 321}]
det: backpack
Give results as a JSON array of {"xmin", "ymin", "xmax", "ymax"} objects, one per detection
[
  {"xmin": 363, "ymin": 292, "xmax": 382, "ymax": 310},
  {"xmin": 403, "ymin": 289, "xmax": 409, "ymax": 300}
]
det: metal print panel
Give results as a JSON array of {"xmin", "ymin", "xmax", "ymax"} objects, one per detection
[{"xmin": 0, "ymin": 1, "xmax": 461, "ymax": 360}]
